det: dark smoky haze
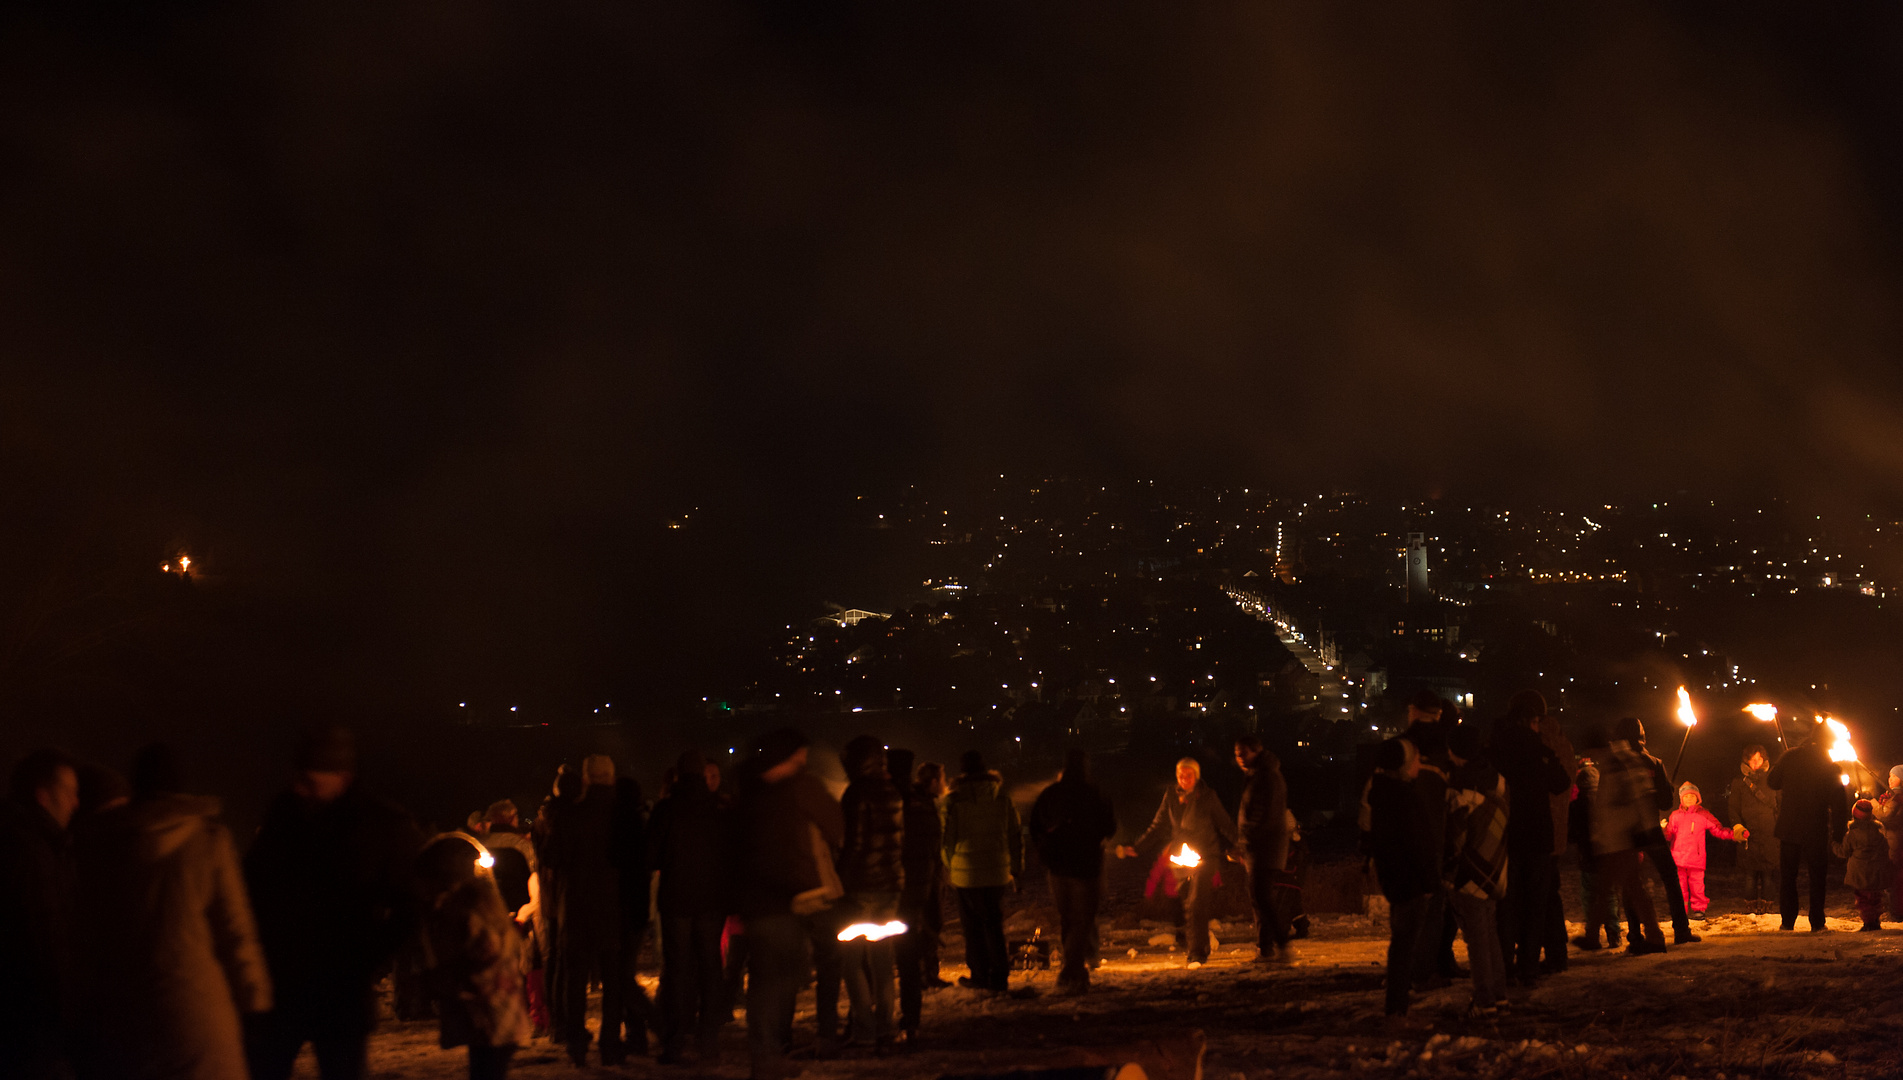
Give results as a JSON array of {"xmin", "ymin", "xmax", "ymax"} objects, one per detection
[{"xmin": 4, "ymin": 2, "xmax": 1903, "ymax": 825}]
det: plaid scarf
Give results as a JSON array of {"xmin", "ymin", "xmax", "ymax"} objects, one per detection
[{"xmin": 1447, "ymin": 773, "xmax": 1509, "ymax": 900}]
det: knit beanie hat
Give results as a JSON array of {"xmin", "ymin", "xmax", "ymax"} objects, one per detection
[
  {"xmin": 1890, "ymin": 764, "xmax": 1903, "ymax": 786},
  {"xmin": 1854, "ymin": 798, "xmax": 1875, "ymax": 820},
  {"xmin": 1677, "ymin": 781, "xmax": 1701, "ymax": 801}
]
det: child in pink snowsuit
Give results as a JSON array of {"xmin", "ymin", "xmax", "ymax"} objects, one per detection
[{"xmin": 1664, "ymin": 782, "xmax": 1737, "ymax": 916}]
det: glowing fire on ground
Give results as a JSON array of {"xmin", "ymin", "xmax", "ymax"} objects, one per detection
[
  {"xmin": 837, "ymin": 920, "xmax": 908, "ymax": 942},
  {"xmin": 1675, "ymin": 687, "xmax": 1698, "ymax": 727},
  {"xmin": 1169, "ymin": 844, "xmax": 1202, "ymax": 869}
]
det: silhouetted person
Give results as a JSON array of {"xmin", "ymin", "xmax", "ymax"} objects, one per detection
[
  {"xmin": 73, "ymin": 743, "xmax": 272, "ymax": 1080},
  {"xmin": 542, "ymin": 754, "xmax": 629, "ymax": 1066},
  {"xmin": 1233, "ymin": 737, "xmax": 1293, "ymax": 965},
  {"xmin": 1535, "ymin": 705, "xmax": 1577, "ymax": 974},
  {"xmin": 244, "ymin": 727, "xmax": 423, "ymax": 1080},
  {"xmin": 944, "ymin": 750, "xmax": 1023, "ymax": 991},
  {"xmin": 738, "ymin": 728, "xmax": 842, "ymax": 1080},
  {"xmin": 1490, "ymin": 693, "xmax": 1571, "ymax": 983},
  {"xmin": 0, "ymin": 747, "xmax": 80, "ymax": 1080},
  {"xmin": 837, "ymin": 735, "xmax": 904, "ymax": 1050},
  {"xmin": 886, "ymin": 748, "xmax": 943, "ymax": 1040},
  {"xmin": 607, "ymin": 773, "xmax": 654, "ymax": 1061},
  {"xmin": 1368, "ymin": 738, "xmax": 1437, "ymax": 1027},
  {"xmin": 1030, "ymin": 748, "xmax": 1116, "ymax": 993},
  {"xmin": 532, "ymin": 764, "xmax": 581, "ymax": 1039},
  {"xmin": 648, "ymin": 750, "xmax": 730, "ymax": 1065},
  {"xmin": 1769, "ymin": 718, "xmax": 1849, "ymax": 932},
  {"xmin": 1118, "ymin": 756, "xmax": 1235, "ymax": 968}
]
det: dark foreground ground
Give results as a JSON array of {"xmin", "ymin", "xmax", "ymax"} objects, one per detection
[{"xmin": 306, "ymin": 862, "xmax": 1903, "ymax": 1080}]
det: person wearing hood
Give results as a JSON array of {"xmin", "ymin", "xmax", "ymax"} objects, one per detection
[
  {"xmin": 0, "ymin": 748, "xmax": 81, "ymax": 1080},
  {"xmin": 738, "ymin": 728, "xmax": 842, "ymax": 1080},
  {"xmin": 1726, "ymin": 745, "xmax": 1781, "ymax": 911},
  {"xmin": 1030, "ymin": 748, "xmax": 1117, "ymax": 993},
  {"xmin": 1116, "ymin": 756, "xmax": 1237, "ymax": 969},
  {"xmin": 1232, "ymin": 737, "xmax": 1293, "ymax": 966},
  {"xmin": 1834, "ymin": 799, "xmax": 1891, "ymax": 931},
  {"xmin": 1663, "ymin": 782, "xmax": 1737, "ymax": 918},
  {"xmin": 244, "ymin": 726, "xmax": 423, "ymax": 1080},
  {"xmin": 1875, "ymin": 764, "xmax": 1903, "ymax": 921},
  {"xmin": 941, "ymin": 750, "xmax": 1022, "ymax": 992},
  {"xmin": 416, "ymin": 833, "xmax": 531, "ymax": 1080},
  {"xmin": 72, "ymin": 744, "xmax": 272, "ymax": 1080},
  {"xmin": 1768, "ymin": 718, "xmax": 1849, "ymax": 932},
  {"xmin": 648, "ymin": 750, "xmax": 730, "ymax": 1065}
]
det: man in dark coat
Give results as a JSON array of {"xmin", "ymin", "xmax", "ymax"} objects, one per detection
[
  {"xmin": 836, "ymin": 736, "xmax": 905, "ymax": 1049},
  {"xmin": 1490, "ymin": 694, "xmax": 1572, "ymax": 983},
  {"xmin": 1768, "ymin": 719, "xmax": 1849, "ymax": 932},
  {"xmin": 0, "ymin": 748, "xmax": 80, "ymax": 1080},
  {"xmin": 886, "ymin": 748, "xmax": 945, "ymax": 1040},
  {"xmin": 1368, "ymin": 738, "xmax": 1439, "ymax": 1025},
  {"xmin": 244, "ymin": 727, "xmax": 423, "ymax": 1080},
  {"xmin": 1232, "ymin": 737, "xmax": 1293, "ymax": 965},
  {"xmin": 542, "ymin": 754, "xmax": 629, "ymax": 1066},
  {"xmin": 647, "ymin": 750, "xmax": 729, "ymax": 1065},
  {"xmin": 1030, "ymin": 748, "xmax": 1117, "ymax": 993},
  {"xmin": 1616, "ymin": 717, "xmax": 1698, "ymax": 945},
  {"xmin": 738, "ymin": 728, "xmax": 843, "ymax": 1080},
  {"xmin": 1726, "ymin": 744, "xmax": 1781, "ymax": 910}
]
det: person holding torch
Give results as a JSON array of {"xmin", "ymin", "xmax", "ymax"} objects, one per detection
[
  {"xmin": 1768, "ymin": 718, "xmax": 1849, "ymax": 932},
  {"xmin": 1116, "ymin": 757, "xmax": 1237, "ymax": 969}
]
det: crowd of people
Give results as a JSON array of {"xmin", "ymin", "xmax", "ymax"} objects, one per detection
[
  {"xmin": 1364, "ymin": 688, "xmax": 1903, "ymax": 1030},
  {"xmin": 1, "ymin": 694, "xmax": 1896, "ymax": 1078}
]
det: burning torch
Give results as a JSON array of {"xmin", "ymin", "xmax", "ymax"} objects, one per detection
[
  {"xmin": 1169, "ymin": 844, "xmax": 1202, "ymax": 869},
  {"xmin": 1668, "ymin": 687, "xmax": 1698, "ymax": 785},
  {"xmin": 1744, "ymin": 703, "xmax": 1784, "ymax": 751}
]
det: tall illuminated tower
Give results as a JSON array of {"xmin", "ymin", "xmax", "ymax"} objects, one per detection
[{"xmin": 1406, "ymin": 533, "xmax": 1431, "ymax": 601}]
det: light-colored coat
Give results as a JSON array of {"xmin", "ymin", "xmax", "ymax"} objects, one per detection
[
  {"xmin": 73, "ymin": 795, "xmax": 271, "ymax": 1080},
  {"xmin": 1834, "ymin": 817, "xmax": 1893, "ymax": 893},
  {"xmin": 940, "ymin": 772, "xmax": 1022, "ymax": 889}
]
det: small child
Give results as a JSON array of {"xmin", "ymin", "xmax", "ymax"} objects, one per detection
[
  {"xmin": 1663, "ymin": 782, "xmax": 1737, "ymax": 917},
  {"xmin": 419, "ymin": 834, "xmax": 533, "ymax": 1080},
  {"xmin": 1834, "ymin": 799, "xmax": 1893, "ymax": 931}
]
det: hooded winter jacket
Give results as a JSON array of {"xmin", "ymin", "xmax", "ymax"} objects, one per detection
[
  {"xmin": 424, "ymin": 874, "xmax": 533, "ymax": 1051},
  {"xmin": 839, "ymin": 773, "xmax": 905, "ymax": 895},
  {"xmin": 1580, "ymin": 741, "xmax": 1654, "ymax": 857},
  {"xmin": 940, "ymin": 771, "xmax": 1022, "ymax": 889},
  {"xmin": 1834, "ymin": 817, "xmax": 1892, "ymax": 892},
  {"xmin": 1663, "ymin": 805, "xmax": 1732, "ymax": 871},
  {"xmin": 73, "ymin": 794, "xmax": 272, "ymax": 1080}
]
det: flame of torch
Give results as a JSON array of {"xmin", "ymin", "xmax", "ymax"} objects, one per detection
[
  {"xmin": 1825, "ymin": 718, "xmax": 1857, "ymax": 764},
  {"xmin": 837, "ymin": 920, "xmax": 909, "ymax": 942},
  {"xmin": 477, "ymin": 851, "xmax": 495, "ymax": 869},
  {"xmin": 1744, "ymin": 703, "xmax": 1777, "ymax": 722},
  {"xmin": 1169, "ymin": 844, "xmax": 1202, "ymax": 869},
  {"xmin": 1675, "ymin": 687, "xmax": 1698, "ymax": 728}
]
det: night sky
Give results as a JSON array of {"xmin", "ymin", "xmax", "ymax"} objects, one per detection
[{"xmin": 6, "ymin": 3, "xmax": 1903, "ymax": 746}]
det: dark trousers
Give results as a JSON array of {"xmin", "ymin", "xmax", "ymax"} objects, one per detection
[
  {"xmin": 1176, "ymin": 865, "xmax": 1217, "ymax": 962},
  {"xmin": 839, "ymin": 936, "xmax": 897, "ymax": 1044},
  {"xmin": 1385, "ymin": 894, "xmax": 1433, "ymax": 1016},
  {"xmin": 605, "ymin": 918, "xmax": 654, "ymax": 1058},
  {"xmin": 468, "ymin": 1045, "xmax": 515, "ymax": 1080},
  {"xmin": 560, "ymin": 947, "xmax": 625, "ymax": 1057},
  {"xmin": 1541, "ymin": 858, "xmax": 1569, "ymax": 971},
  {"xmin": 1240, "ymin": 856, "xmax": 1290, "ymax": 955},
  {"xmin": 808, "ymin": 912, "xmax": 842, "ymax": 1039},
  {"xmin": 1780, "ymin": 838, "xmax": 1831, "ymax": 930},
  {"xmin": 744, "ymin": 912, "xmax": 809, "ymax": 1072},
  {"xmin": 955, "ymin": 885, "xmax": 1009, "ymax": 990},
  {"xmin": 1049, "ymin": 871, "xmax": 1104, "ymax": 986},
  {"xmin": 895, "ymin": 891, "xmax": 941, "ymax": 1030},
  {"xmin": 660, "ymin": 913, "xmax": 726, "ymax": 1056},
  {"xmin": 1586, "ymin": 849, "xmax": 1662, "ymax": 948},
  {"xmin": 244, "ymin": 1010, "xmax": 368, "ymax": 1080},
  {"xmin": 1636, "ymin": 839, "xmax": 1691, "ymax": 936},
  {"xmin": 1412, "ymin": 886, "xmax": 1449, "ymax": 982},
  {"xmin": 1497, "ymin": 850, "xmax": 1552, "ymax": 980}
]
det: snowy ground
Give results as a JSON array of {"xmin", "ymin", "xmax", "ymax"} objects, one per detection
[{"xmin": 312, "ymin": 864, "xmax": 1903, "ymax": 1080}]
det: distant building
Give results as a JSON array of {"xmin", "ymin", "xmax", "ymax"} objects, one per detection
[
  {"xmin": 1406, "ymin": 533, "xmax": 1431, "ymax": 601},
  {"xmin": 822, "ymin": 608, "xmax": 891, "ymax": 627}
]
